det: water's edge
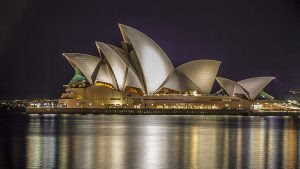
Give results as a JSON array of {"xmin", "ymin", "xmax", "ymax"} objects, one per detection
[{"xmin": 26, "ymin": 108, "xmax": 300, "ymax": 116}]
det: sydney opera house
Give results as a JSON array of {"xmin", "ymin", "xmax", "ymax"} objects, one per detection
[{"xmin": 58, "ymin": 24, "xmax": 279, "ymax": 111}]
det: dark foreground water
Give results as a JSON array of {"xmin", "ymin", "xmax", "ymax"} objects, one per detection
[{"xmin": 0, "ymin": 114, "xmax": 299, "ymax": 169}]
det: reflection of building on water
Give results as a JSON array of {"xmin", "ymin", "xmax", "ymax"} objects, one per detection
[
  {"xmin": 141, "ymin": 125, "xmax": 167, "ymax": 169},
  {"xmin": 249, "ymin": 117, "xmax": 265, "ymax": 169},
  {"xmin": 26, "ymin": 116, "xmax": 57, "ymax": 169},
  {"xmin": 287, "ymin": 121, "xmax": 296, "ymax": 169},
  {"xmin": 283, "ymin": 118, "xmax": 297, "ymax": 169},
  {"xmin": 196, "ymin": 124, "xmax": 217, "ymax": 168},
  {"xmin": 26, "ymin": 116, "xmax": 42, "ymax": 169},
  {"xmin": 22, "ymin": 115, "xmax": 300, "ymax": 169},
  {"xmin": 40, "ymin": 23, "xmax": 299, "ymax": 112},
  {"xmin": 58, "ymin": 128, "xmax": 68, "ymax": 168}
]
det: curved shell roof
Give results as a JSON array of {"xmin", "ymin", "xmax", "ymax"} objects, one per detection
[
  {"xmin": 216, "ymin": 77, "xmax": 237, "ymax": 96},
  {"xmin": 176, "ymin": 60, "xmax": 221, "ymax": 93},
  {"xmin": 216, "ymin": 76, "xmax": 275, "ymax": 99},
  {"xmin": 234, "ymin": 84, "xmax": 248, "ymax": 97},
  {"xmin": 163, "ymin": 71, "xmax": 200, "ymax": 92},
  {"xmin": 62, "ymin": 24, "xmax": 278, "ymax": 99},
  {"xmin": 125, "ymin": 67, "xmax": 144, "ymax": 90},
  {"xmin": 237, "ymin": 77, "xmax": 275, "ymax": 100},
  {"xmin": 94, "ymin": 60, "xmax": 117, "ymax": 88},
  {"xmin": 162, "ymin": 72, "xmax": 182, "ymax": 91},
  {"xmin": 63, "ymin": 53, "xmax": 100, "ymax": 84},
  {"xmin": 96, "ymin": 42, "xmax": 127, "ymax": 91},
  {"xmin": 118, "ymin": 24, "xmax": 174, "ymax": 95},
  {"xmin": 108, "ymin": 44, "xmax": 132, "ymax": 65},
  {"xmin": 216, "ymin": 77, "xmax": 248, "ymax": 98}
]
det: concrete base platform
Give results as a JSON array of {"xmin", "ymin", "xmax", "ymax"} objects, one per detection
[{"xmin": 26, "ymin": 108, "xmax": 300, "ymax": 116}]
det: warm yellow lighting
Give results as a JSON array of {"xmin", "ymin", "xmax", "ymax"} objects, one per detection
[
  {"xmin": 95, "ymin": 81, "xmax": 114, "ymax": 89},
  {"xmin": 76, "ymin": 95, "xmax": 84, "ymax": 99}
]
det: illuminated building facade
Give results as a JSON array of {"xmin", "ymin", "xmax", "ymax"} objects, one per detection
[
  {"xmin": 289, "ymin": 89, "xmax": 300, "ymax": 102},
  {"xmin": 58, "ymin": 24, "xmax": 282, "ymax": 111}
]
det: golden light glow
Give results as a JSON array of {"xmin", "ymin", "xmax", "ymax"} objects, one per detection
[
  {"xmin": 124, "ymin": 86, "xmax": 143, "ymax": 94},
  {"xmin": 26, "ymin": 118, "xmax": 41, "ymax": 169},
  {"xmin": 95, "ymin": 81, "xmax": 114, "ymax": 89}
]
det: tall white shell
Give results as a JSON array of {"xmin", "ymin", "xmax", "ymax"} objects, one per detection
[
  {"xmin": 118, "ymin": 24, "xmax": 174, "ymax": 95},
  {"xmin": 96, "ymin": 42, "xmax": 127, "ymax": 91}
]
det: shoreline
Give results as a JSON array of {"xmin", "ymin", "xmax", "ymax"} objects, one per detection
[{"xmin": 25, "ymin": 108, "xmax": 300, "ymax": 116}]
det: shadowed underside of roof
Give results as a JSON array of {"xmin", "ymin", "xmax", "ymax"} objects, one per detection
[
  {"xmin": 63, "ymin": 53, "xmax": 101, "ymax": 84},
  {"xmin": 67, "ymin": 67, "xmax": 87, "ymax": 87}
]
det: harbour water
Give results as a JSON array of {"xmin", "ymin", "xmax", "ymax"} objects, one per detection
[{"xmin": 0, "ymin": 114, "xmax": 299, "ymax": 169}]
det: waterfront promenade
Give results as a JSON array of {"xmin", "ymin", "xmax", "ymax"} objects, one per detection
[{"xmin": 26, "ymin": 108, "xmax": 300, "ymax": 116}]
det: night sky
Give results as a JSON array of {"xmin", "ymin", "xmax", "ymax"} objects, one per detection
[{"xmin": 0, "ymin": 0, "xmax": 299, "ymax": 99}]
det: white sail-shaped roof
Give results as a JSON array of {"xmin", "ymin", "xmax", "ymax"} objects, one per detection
[
  {"xmin": 118, "ymin": 24, "xmax": 174, "ymax": 95},
  {"xmin": 108, "ymin": 44, "xmax": 132, "ymax": 65},
  {"xmin": 216, "ymin": 77, "xmax": 248, "ymax": 98},
  {"xmin": 176, "ymin": 60, "xmax": 221, "ymax": 93},
  {"xmin": 162, "ymin": 72, "xmax": 182, "ymax": 91},
  {"xmin": 125, "ymin": 67, "xmax": 144, "ymax": 90},
  {"xmin": 94, "ymin": 61, "xmax": 117, "ymax": 88},
  {"xmin": 237, "ymin": 77, "xmax": 275, "ymax": 100},
  {"xmin": 234, "ymin": 84, "xmax": 248, "ymax": 97},
  {"xmin": 163, "ymin": 71, "xmax": 200, "ymax": 92},
  {"xmin": 96, "ymin": 42, "xmax": 127, "ymax": 91},
  {"xmin": 216, "ymin": 77, "xmax": 236, "ymax": 96},
  {"xmin": 216, "ymin": 76, "xmax": 275, "ymax": 99},
  {"xmin": 63, "ymin": 53, "xmax": 100, "ymax": 84},
  {"xmin": 108, "ymin": 45, "xmax": 145, "ymax": 90}
]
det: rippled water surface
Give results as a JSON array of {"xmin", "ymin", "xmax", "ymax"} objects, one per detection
[{"xmin": 0, "ymin": 114, "xmax": 299, "ymax": 169}]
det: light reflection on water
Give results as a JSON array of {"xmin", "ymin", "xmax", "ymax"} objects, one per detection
[{"xmin": 0, "ymin": 115, "xmax": 299, "ymax": 169}]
